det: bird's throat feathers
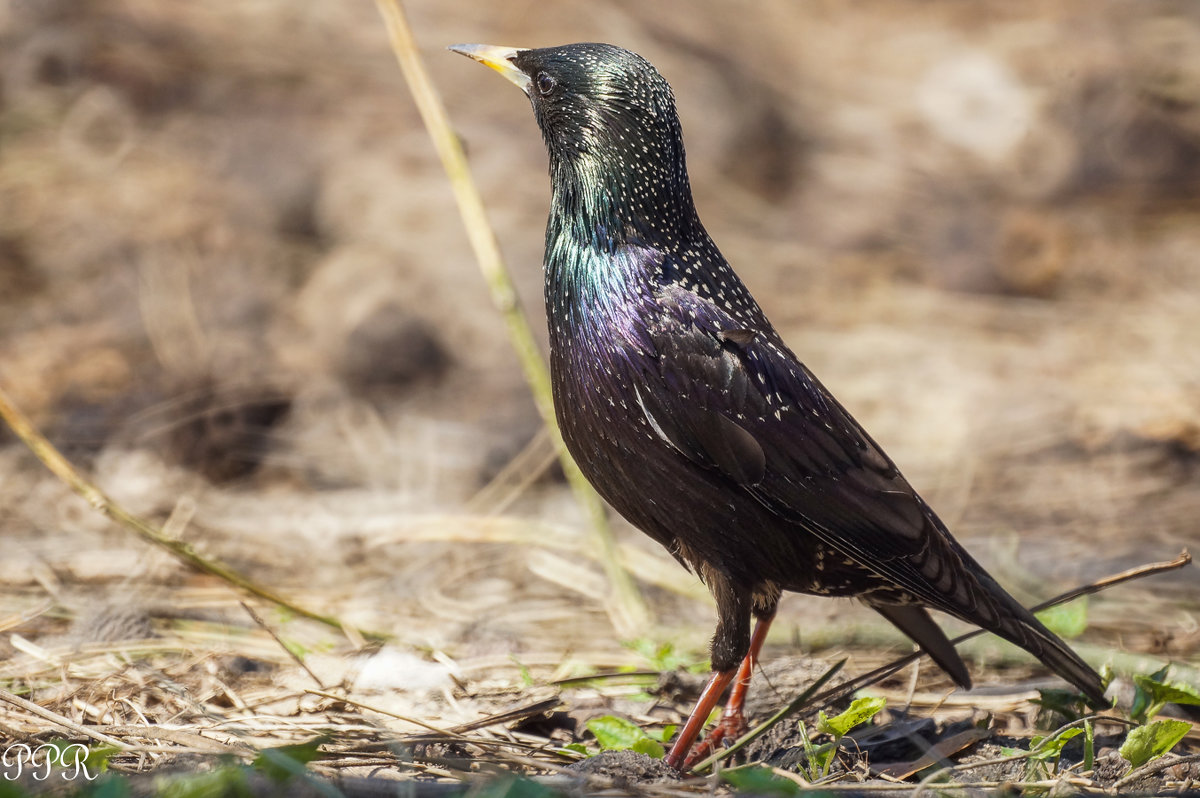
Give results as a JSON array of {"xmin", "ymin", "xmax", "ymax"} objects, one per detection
[
  {"xmin": 543, "ymin": 136, "xmax": 704, "ymax": 312},
  {"xmin": 544, "ymin": 175, "xmax": 674, "ymax": 346},
  {"xmin": 546, "ymin": 144, "xmax": 698, "ymax": 249}
]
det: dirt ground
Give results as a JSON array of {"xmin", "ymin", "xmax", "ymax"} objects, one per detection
[{"xmin": 1, "ymin": 0, "xmax": 1198, "ymax": 794}]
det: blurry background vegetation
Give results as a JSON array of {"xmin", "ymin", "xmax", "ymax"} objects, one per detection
[{"xmin": 0, "ymin": 0, "xmax": 1197, "ymax": 724}]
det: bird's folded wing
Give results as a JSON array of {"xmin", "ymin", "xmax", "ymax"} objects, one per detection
[{"xmin": 642, "ymin": 284, "xmax": 981, "ymax": 614}]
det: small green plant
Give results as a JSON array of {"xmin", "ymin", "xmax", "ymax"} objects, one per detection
[
  {"xmin": 154, "ymin": 764, "xmax": 251, "ymax": 798},
  {"xmin": 252, "ymin": 737, "xmax": 327, "ymax": 783},
  {"xmin": 996, "ymin": 719, "xmax": 1095, "ymax": 795},
  {"xmin": 1114, "ymin": 664, "xmax": 1198, "ymax": 774},
  {"xmin": 623, "ymin": 638, "xmax": 703, "ymax": 672},
  {"xmin": 620, "ymin": 639, "xmax": 707, "ymax": 701},
  {"xmin": 796, "ymin": 695, "xmax": 886, "ymax": 781},
  {"xmin": 1120, "ymin": 719, "xmax": 1193, "ymax": 773},
  {"xmin": 1129, "ymin": 665, "xmax": 1200, "ymax": 725},
  {"xmin": 151, "ymin": 738, "xmax": 339, "ymax": 798},
  {"xmin": 584, "ymin": 715, "xmax": 671, "ymax": 759},
  {"xmin": 1028, "ymin": 726, "xmax": 1084, "ymax": 781},
  {"xmin": 720, "ymin": 764, "xmax": 802, "ymax": 796},
  {"xmin": 468, "ymin": 775, "xmax": 564, "ymax": 798},
  {"xmin": 1014, "ymin": 664, "xmax": 1197, "ymax": 783},
  {"xmin": 509, "ymin": 655, "xmax": 535, "ymax": 686}
]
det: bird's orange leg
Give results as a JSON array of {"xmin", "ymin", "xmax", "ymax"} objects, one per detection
[
  {"xmin": 665, "ymin": 614, "xmax": 773, "ymax": 770},
  {"xmin": 664, "ymin": 667, "xmax": 735, "ymax": 770}
]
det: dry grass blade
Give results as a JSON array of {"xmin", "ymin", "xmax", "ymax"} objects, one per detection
[
  {"xmin": 304, "ymin": 689, "xmax": 452, "ymax": 734},
  {"xmin": 442, "ymin": 697, "xmax": 562, "ymax": 735},
  {"xmin": 370, "ymin": 0, "xmax": 648, "ymax": 637},
  {"xmin": 304, "ymin": 690, "xmax": 559, "ymax": 741},
  {"xmin": 241, "ymin": 601, "xmax": 328, "ymax": 689}
]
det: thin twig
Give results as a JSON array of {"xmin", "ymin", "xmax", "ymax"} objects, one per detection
[
  {"xmin": 305, "ymin": 689, "xmax": 455, "ymax": 735},
  {"xmin": 0, "ymin": 385, "xmax": 386, "ymax": 642},
  {"xmin": 240, "ymin": 601, "xmax": 327, "ymax": 689},
  {"xmin": 1024, "ymin": 551, "xmax": 1192, "ymax": 609},
  {"xmin": 371, "ymin": 0, "xmax": 648, "ymax": 637}
]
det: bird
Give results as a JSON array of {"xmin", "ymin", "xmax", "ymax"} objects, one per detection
[{"xmin": 448, "ymin": 41, "xmax": 1107, "ymax": 769}]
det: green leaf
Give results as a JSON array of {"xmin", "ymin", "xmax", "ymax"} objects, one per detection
[
  {"xmin": 1131, "ymin": 669, "xmax": 1200, "ymax": 724},
  {"xmin": 1035, "ymin": 597, "xmax": 1088, "ymax": 638},
  {"xmin": 1133, "ymin": 665, "xmax": 1172, "ymax": 713},
  {"xmin": 252, "ymin": 737, "xmax": 325, "ymax": 782},
  {"xmin": 586, "ymin": 716, "xmax": 653, "ymax": 751},
  {"xmin": 1133, "ymin": 674, "xmax": 1200, "ymax": 707},
  {"xmin": 509, "ymin": 655, "xmax": 535, "ymax": 687},
  {"xmin": 465, "ymin": 776, "xmax": 558, "ymax": 798},
  {"xmin": 1028, "ymin": 727, "xmax": 1083, "ymax": 762},
  {"xmin": 1083, "ymin": 718, "xmax": 1095, "ymax": 772},
  {"xmin": 721, "ymin": 764, "xmax": 801, "ymax": 796},
  {"xmin": 85, "ymin": 775, "xmax": 134, "ymax": 798},
  {"xmin": 82, "ymin": 744, "xmax": 121, "ymax": 775},
  {"xmin": 623, "ymin": 638, "xmax": 696, "ymax": 671},
  {"xmin": 561, "ymin": 743, "xmax": 589, "ymax": 755},
  {"xmin": 155, "ymin": 767, "xmax": 250, "ymax": 798},
  {"xmin": 816, "ymin": 696, "xmax": 887, "ymax": 739},
  {"xmin": 631, "ymin": 737, "xmax": 665, "ymax": 759},
  {"xmin": 1119, "ymin": 719, "xmax": 1192, "ymax": 770},
  {"xmin": 645, "ymin": 723, "xmax": 677, "ymax": 743},
  {"xmin": 489, "ymin": 776, "xmax": 559, "ymax": 798}
]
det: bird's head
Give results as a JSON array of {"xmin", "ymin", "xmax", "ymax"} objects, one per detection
[
  {"xmin": 450, "ymin": 42, "xmax": 696, "ymax": 239},
  {"xmin": 450, "ymin": 42, "xmax": 680, "ymax": 165}
]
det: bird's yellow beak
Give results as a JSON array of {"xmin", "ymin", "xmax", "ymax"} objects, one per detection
[{"xmin": 448, "ymin": 44, "xmax": 531, "ymax": 95}]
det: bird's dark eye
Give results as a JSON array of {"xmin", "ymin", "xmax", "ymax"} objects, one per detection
[{"xmin": 536, "ymin": 72, "xmax": 556, "ymax": 96}]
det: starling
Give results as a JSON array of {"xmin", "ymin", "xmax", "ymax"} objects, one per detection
[{"xmin": 449, "ymin": 42, "xmax": 1107, "ymax": 769}]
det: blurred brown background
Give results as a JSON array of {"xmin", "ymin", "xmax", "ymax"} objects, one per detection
[{"xmin": 1, "ymin": 0, "xmax": 1197, "ymax": 678}]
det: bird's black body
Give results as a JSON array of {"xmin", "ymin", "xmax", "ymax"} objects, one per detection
[{"xmin": 452, "ymin": 42, "xmax": 1106, "ymax": 714}]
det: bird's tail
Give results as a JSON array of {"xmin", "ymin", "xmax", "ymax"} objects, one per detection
[
  {"xmin": 928, "ymin": 526, "xmax": 1109, "ymax": 706},
  {"xmin": 874, "ymin": 586, "xmax": 1107, "ymax": 707},
  {"xmin": 986, "ymin": 596, "xmax": 1108, "ymax": 707}
]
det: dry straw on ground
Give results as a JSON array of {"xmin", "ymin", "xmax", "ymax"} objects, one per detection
[{"xmin": 1, "ymin": 0, "xmax": 1199, "ymax": 794}]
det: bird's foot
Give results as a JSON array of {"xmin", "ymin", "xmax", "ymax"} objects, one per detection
[
  {"xmin": 664, "ymin": 669, "xmax": 736, "ymax": 770},
  {"xmin": 680, "ymin": 706, "xmax": 748, "ymax": 769},
  {"xmin": 665, "ymin": 614, "xmax": 774, "ymax": 771}
]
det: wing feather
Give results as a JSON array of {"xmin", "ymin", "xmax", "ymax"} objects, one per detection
[{"xmin": 640, "ymin": 283, "xmax": 983, "ymax": 615}]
